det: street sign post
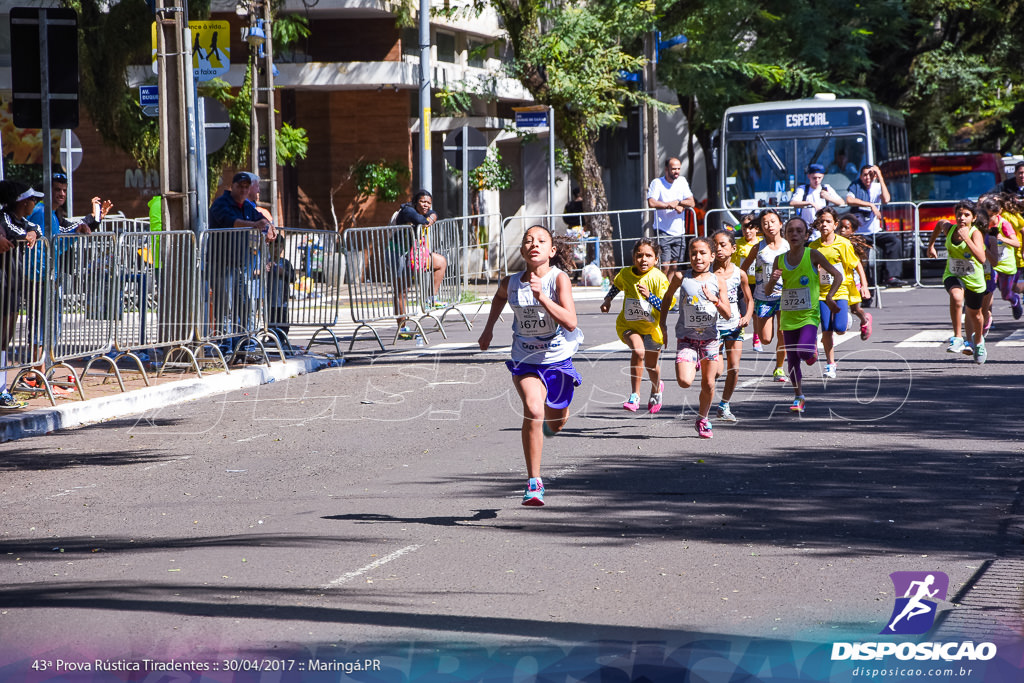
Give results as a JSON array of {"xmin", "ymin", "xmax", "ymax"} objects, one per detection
[
  {"xmin": 140, "ymin": 85, "xmax": 159, "ymax": 117},
  {"xmin": 515, "ymin": 105, "xmax": 557, "ymax": 216},
  {"xmin": 514, "ymin": 110, "xmax": 549, "ymax": 129},
  {"xmin": 444, "ymin": 126, "xmax": 490, "ymax": 291}
]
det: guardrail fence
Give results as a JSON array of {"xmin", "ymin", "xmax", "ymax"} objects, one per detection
[{"xmin": 0, "ymin": 201, "xmax": 1003, "ymax": 405}]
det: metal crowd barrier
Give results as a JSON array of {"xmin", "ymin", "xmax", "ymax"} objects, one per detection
[
  {"xmin": 198, "ymin": 227, "xmax": 276, "ymax": 366},
  {"xmin": 103, "ymin": 215, "xmax": 151, "ymax": 234},
  {"xmin": 110, "ymin": 230, "xmax": 203, "ymax": 381},
  {"xmin": 0, "ymin": 238, "xmax": 54, "ymax": 402},
  {"xmin": 271, "ymin": 229, "xmax": 345, "ymax": 356},
  {"xmin": 343, "ymin": 223, "xmax": 440, "ymax": 350},
  {"xmin": 426, "ymin": 216, "xmax": 473, "ymax": 335},
  {"xmin": 500, "ymin": 208, "xmax": 661, "ymax": 279},
  {"xmin": 50, "ymin": 233, "xmax": 119, "ymax": 398},
  {"xmin": 912, "ymin": 200, "xmax": 958, "ymax": 288}
]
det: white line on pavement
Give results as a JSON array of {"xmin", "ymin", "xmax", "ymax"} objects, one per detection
[
  {"xmin": 325, "ymin": 544, "xmax": 422, "ymax": 588},
  {"xmin": 236, "ymin": 433, "xmax": 269, "ymax": 443},
  {"xmin": 998, "ymin": 330, "xmax": 1024, "ymax": 347},
  {"xmin": 895, "ymin": 331, "xmax": 952, "ymax": 347}
]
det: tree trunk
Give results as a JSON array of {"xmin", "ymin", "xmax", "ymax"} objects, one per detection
[{"xmin": 577, "ymin": 141, "xmax": 616, "ymax": 272}]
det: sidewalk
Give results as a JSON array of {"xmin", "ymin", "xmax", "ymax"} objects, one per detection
[
  {"xmin": 0, "ymin": 354, "xmax": 339, "ymax": 443},
  {"xmin": 0, "ymin": 287, "xmax": 612, "ymax": 444}
]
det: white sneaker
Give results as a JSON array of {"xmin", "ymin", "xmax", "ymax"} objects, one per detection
[
  {"xmin": 945, "ymin": 336, "xmax": 964, "ymax": 354},
  {"xmin": 716, "ymin": 403, "xmax": 738, "ymax": 422},
  {"xmin": 823, "ymin": 363, "xmax": 837, "ymax": 379}
]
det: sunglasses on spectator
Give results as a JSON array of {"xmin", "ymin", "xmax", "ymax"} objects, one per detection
[{"xmin": 52, "ymin": 172, "xmax": 68, "ymax": 182}]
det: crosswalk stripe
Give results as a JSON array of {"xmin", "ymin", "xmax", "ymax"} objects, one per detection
[
  {"xmin": 998, "ymin": 330, "xmax": 1024, "ymax": 347},
  {"xmin": 896, "ymin": 331, "xmax": 951, "ymax": 347}
]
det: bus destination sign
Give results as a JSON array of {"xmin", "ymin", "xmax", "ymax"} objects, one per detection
[{"xmin": 727, "ymin": 107, "xmax": 864, "ymax": 133}]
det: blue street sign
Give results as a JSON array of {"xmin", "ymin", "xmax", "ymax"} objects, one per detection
[
  {"xmin": 515, "ymin": 111, "xmax": 549, "ymax": 128},
  {"xmin": 139, "ymin": 85, "xmax": 159, "ymax": 107}
]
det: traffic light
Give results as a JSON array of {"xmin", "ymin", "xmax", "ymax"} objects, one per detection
[{"xmin": 10, "ymin": 7, "xmax": 79, "ymax": 129}]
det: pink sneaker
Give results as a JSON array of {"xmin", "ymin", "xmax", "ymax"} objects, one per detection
[
  {"xmin": 694, "ymin": 417, "xmax": 713, "ymax": 439},
  {"xmin": 753, "ymin": 334, "xmax": 764, "ymax": 352},
  {"xmin": 648, "ymin": 381, "xmax": 664, "ymax": 414},
  {"xmin": 623, "ymin": 393, "xmax": 640, "ymax": 412},
  {"xmin": 860, "ymin": 313, "xmax": 873, "ymax": 341}
]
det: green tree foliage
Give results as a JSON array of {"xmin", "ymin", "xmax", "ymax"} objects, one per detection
[
  {"xmin": 886, "ymin": 1, "xmax": 1024, "ymax": 152},
  {"xmin": 68, "ymin": 0, "xmax": 161, "ymax": 168},
  {"xmin": 352, "ymin": 160, "xmax": 410, "ymax": 202},
  {"xmin": 489, "ymin": 0, "xmax": 667, "ymax": 266},
  {"xmin": 65, "ymin": 0, "xmax": 309, "ymax": 186},
  {"xmin": 655, "ymin": 0, "xmax": 1024, "ymax": 202}
]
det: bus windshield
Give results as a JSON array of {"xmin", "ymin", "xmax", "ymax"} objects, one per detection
[{"xmin": 723, "ymin": 134, "xmax": 867, "ymax": 208}]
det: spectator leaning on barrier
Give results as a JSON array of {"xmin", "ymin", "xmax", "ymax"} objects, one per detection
[
  {"xmin": 647, "ymin": 157, "xmax": 695, "ymax": 280},
  {"xmin": 395, "ymin": 189, "xmax": 448, "ymax": 305},
  {"xmin": 0, "ymin": 181, "xmax": 43, "ymax": 409},
  {"xmin": 208, "ymin": 172, "xmax": 277, "ymax": 358},
  {"xmin": 845, "ymin": 164, "xmax": 906, "ymax": 289},
  {"xmin": 24, "ymin": 172, "xmax": 113, "ymax": 388}
]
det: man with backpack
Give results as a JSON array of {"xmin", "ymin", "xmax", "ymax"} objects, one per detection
[{"xmin": 789, "ymin": 163, "xmax": 844, "ymax": 227}]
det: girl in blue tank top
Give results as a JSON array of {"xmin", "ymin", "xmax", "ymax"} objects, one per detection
[{"xmin": 478, "ymin": 225, "xmax": 583, "ymax": 507}]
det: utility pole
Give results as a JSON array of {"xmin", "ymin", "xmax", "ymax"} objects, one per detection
[
  {"xmin": 418, "ymin": 0, "xmax": 432, "ymax": 194},
  {"xmin": 642, "ymin": 30, "xmax": 659, "ymax": 204},
  {"xmin": 248, "ymin": 0, "xmax": 278, "ymax": 224},
  {"xmin": 154, "ymin": 0, "xmax": 193, "ymax": 233}
]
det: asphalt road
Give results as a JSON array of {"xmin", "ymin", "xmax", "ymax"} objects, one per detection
[{"xmin": 1, "ymin": 285, "xmax": 1022, "ymax": 681}]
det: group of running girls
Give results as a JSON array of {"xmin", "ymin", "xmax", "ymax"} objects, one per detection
[
  {"xmin": 476, "ymin": 208, "xmax": 864, "ymax": 506},
  {"xmin": 477, "ymin": 196, "xmax": 1024, "ymax": 507},
  {"xmin": 926, "ymin": 193, "xmax": 1024, "ymax": 364}
]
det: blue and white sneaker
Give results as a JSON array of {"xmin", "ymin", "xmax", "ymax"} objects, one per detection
[
  {"xmin": 0, "ymin": 391, "xmax": 26, "ymax": 410},
  {"xmin": 961, "ymin": 340, "xmax": 974, "ymax": 357},
  {"xmin": 522, "ymin": 478, "xmax": 545, "ymax": 506},
  {"xmin": 975, "ymin": 343, "xmax": 987, "ymax": 364}
]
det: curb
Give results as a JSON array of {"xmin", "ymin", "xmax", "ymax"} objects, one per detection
[{"xmin": 0, "ymin": 355, "xmax": 341, "ymax": 443}]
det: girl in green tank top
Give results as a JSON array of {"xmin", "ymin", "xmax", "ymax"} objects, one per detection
[
  {"xmin": 982, "ymin": 195, "xmax": 1023, "ymax": 322},
  {"xmin": 765, "ymin": 217, "xmax": 843, "ymax": 414},
  {"xmin": 937, "ymin": 200, "xmax": 990, "ymax": 361}
]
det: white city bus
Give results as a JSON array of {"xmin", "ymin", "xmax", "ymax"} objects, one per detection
[{"xmin": 717, "ymin": 95, "xmax": 910, "ymax": 215}]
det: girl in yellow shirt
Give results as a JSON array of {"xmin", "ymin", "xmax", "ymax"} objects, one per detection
[{"xmin": 601, "ymin": 238, "xmax": 673, "ymax": 413}]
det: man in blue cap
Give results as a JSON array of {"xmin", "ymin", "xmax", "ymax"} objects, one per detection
[{"xmin": 789, "ymin": 163, "xmax": 843, "ymax": 227}]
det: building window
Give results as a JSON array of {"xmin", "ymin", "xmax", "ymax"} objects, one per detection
[
  {"xmin": 467, "ymin": 39, "xmax": 486, "ymax": 68},
  {"xmin": 401, "ymin": 27, "xmax": 418, "ymax": 58},
  {"xmin": 436, "ymin": 32, "xmax": 456, "ymax": 63}
]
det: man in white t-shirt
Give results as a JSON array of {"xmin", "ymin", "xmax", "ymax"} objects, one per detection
[
  {"xmin": 646, "ymin": 157, "xmax": 695, "ymax": 278},
  {"xmin": 790, "ymin": 163, "xmax": 843, "ymax": 226}
]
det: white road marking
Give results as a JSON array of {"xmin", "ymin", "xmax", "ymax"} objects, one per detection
[
  {"xmin": 997, "ymin": 330, "xmax": 1024, "ymax": 347},
  {"xmin": 895, "ymin": 331, "xmax": 951, "ymax": 348},
  {"xmin": 236, "ymin": 433, "xmax": 268, "ymax": 443},
  {"xmin": 582, "ymin": 340, "xmax": 630, "ymax": 353},
  {"xmin": 48, "ymin": 485, "xmax": 97, "ymax": 499},
  {"xmin": 142, "ymin": 456, "xmax": 191, "ymax": 471},
  {"xmin": 325, "ymin": 544, "xmax": 422, "ymax": 587}
]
